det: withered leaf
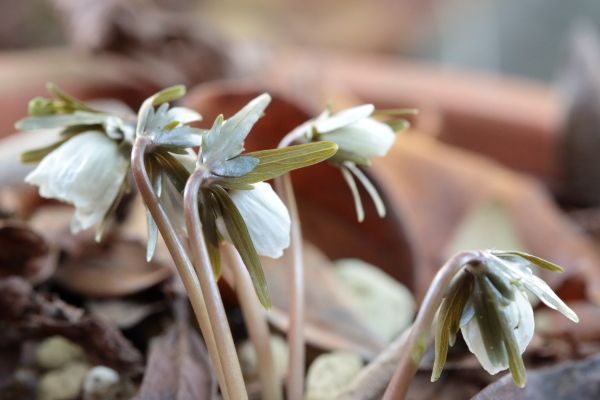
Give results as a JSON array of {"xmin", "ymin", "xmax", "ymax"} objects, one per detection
[
  {"xmin": 0, "ymin": 277, "xmax": 143, "ymax": 376},
  {"xmin": 134, "ymin": 305, "xmax": 217, "ymax": 400},
  {"xmin": 55, "ymin": 237, "xmax": 172, "ymax": 298},
  {"xmin": 0, "ymin": 221, "xmax": 56, "ymax": 285},
  {"xmin": 474, "ymin": 353, "xmax": 600, "ymax": 400},
  {"xmin": 262, "ymin": 243, "xmax": 385, "ymax": 358}
]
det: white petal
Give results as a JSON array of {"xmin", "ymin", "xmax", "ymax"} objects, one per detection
[
  {"xmin": 493, "ymin": 254, "xmax": 580, "ymax": 323},
  {"xmin": 228, "ymin": 182, "xmax": 290, "ymax": 258},
  {"xmin": 314, "ymin": 104, "xmax": 375, "ymax": 133},
  {"xmin": 321, "ymin": 118, "xmax": 395, "ymax": 158},
  {"xmin": 25, "ymin": 131, "xmax": 128, "ymax": 232},
  {"xmin": 461, "ymin": 290, "xmax": 534, "ymax": 375},
  {"xmin": 167, "ymin": 107, "xmax": 202, "ymax": 124}
]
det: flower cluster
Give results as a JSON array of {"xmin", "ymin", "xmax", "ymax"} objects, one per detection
[
  {"xmin": 432, "ymin": 250, "xmax": 578, "ymax": 387},
  {"xmin": 19, "ymin": 84, "xmax": 338, "ymax": 307}
]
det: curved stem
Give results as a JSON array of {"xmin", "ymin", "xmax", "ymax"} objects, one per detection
[
  {"xmin": 184, "ymin": 169, "xmax": 248, "ymax": 400},
  {"xmin": 223, "ymin": 243, "xmax": 283, "ymax": 400},
  {"xmin": 382, "ymin": 251, "xmax": 482, "ymax": 400},
  {"xmin": 276, "ymin": 125, "xmax": 309, "ymax": 400},
  {"xmin": 131, "ymin": 137, "xmax": 229, "ymax": 399}
]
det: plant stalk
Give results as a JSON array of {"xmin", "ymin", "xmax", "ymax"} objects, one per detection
[
  {"xmin": 382, "ymin": 251, "xmax": 481, "ymax": 400},
  {"xmin": 184, "ymin": 169, "xmax": 249, "ymax": 400},
  {"xmin": 276, "ymin": 126, "xmax": 310, "ymax": 400},
  {"xmin": 223, "ymin": 243, "xmax": 283, "ymax": 400},
  {"xmin": 131, "ymin": 137, "xmax": 230, "ymax": 399}
]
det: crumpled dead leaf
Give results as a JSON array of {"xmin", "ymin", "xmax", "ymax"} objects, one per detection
[
  {"xmin": 0, "ymin": 277, "xmax": 143, "ymax": 376},
  {"xmin": 133, "ymin": 300, "xmax": 217, "ymax": 400},
  {"xmin": 474, "ymin": 353, "xmax": 600, "ymax": 400},
  {"xmin": 0, "ymin": 221, "xmax": 56, "ymax": 285},
  {"xmin": 55, "ymin": 236, "xmax": 172, "ymax": 298},
  {"xmin": 87, "ymin": 299, "xmax": 166, "ymax": 330}
]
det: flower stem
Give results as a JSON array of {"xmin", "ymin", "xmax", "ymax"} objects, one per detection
[
  {"xmin": 131, "ymin": 137, "xmax": 230, "ymax": 399},
  {"xmin": 184, "ymin": 169, "xmax": 249, "ymax": 400},
  {"xmin": 382, "ymin": 251, "xmax": 482, "ymax": 400},
  {"xmin": 276, "ymin": 126, "xmax": 309, "ymax": 400},
  {"xmin": 223, "ymin": 243, "xmax": 283, "ymax": 400}
]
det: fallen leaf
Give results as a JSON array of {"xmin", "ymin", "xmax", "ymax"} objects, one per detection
[
  {"xmin": 443, "ymin": 200, "xmax": 526, "ymax": 257},
  {"xmin": 0, "ymin": 277, "xmax": 144, "ymax": 376},
  {"xmin": 55, "ymin": 236, "xmax": 172, "ymax": 298},
  {"xmin": 87, "ymin": 299, "xmax": 166, "ymax": 330},
  {"xmin": 262, "ymin": 243, "xmax": 386, "ymax": 358},
  {"xmin": 473, "ymin": 353, "xmax": 600, "ymax": 400},
  {"xmin": 536, "ymin": 301, "xmax": 600, "ymax": 342},
  {"xmin": 0, "ymin": 221, "xmax": 56, "ymax": 285},
  {"xmin": 133, "ymin": 300, "xmax": 217, "ymax": 400},
  {"xmin": 333, "ymin": 259, "xmax": 415, "ymax": 342}
]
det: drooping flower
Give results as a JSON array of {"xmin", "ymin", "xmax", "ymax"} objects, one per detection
[
  {"xmin": 19, "ymin": 84, "xmax": 205, "ymax": 242},
  {"xmin": 301, "ymin": 104, "xmax": 413, "ymax": 222},
  {"xmin": 432, "ymin": 251, "xmax": 578, "ymax": 388},
  {"xmin": 25, "ymin": 131, "xmax": 129, "ymax": 233},
  {"xmin": 313, "ymin": 104, "xmax": 396, "ymax": 159}
]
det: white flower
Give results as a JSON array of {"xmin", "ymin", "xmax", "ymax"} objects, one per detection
[
  {"xmin": 313, "ymin": 104, "xmax": 396, "ymax": 159},
  {"xmin": 432, "ymin": 251, "xmax": 578, "ymax": 387},
  {"xmin": 461, "ymin": 288, "xmax": 534, "ymax": 374},
  {"xmin": 25, "ymin": 131, "xmax": 129, "ymax": 233},
  {"xmin": 459, "ymin": 251, "xmax": 577, "ymax": 379},
  {"xmin": 218, "ymin": 182, "xmax": 291, "ymax": 258}
]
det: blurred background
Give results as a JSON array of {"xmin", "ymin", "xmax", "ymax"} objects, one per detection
[{"xmin": 4, "ymin": 0, "xmax": 600, "ymax": 81}]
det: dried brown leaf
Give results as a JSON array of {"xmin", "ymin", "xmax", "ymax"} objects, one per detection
[
  {"xmin": 0, "ymin": 221, "xmax": 56, "ymax": 285},
  {"xmin": 0, "ymin": 277, "xmax": 143, "ymax": 376},
  {"xmin": 262, "ymin": 243, "xmax": 386, "ymax": 359},
  {"xmin": 474, "ymin": 353, "xmax": 600, "ymax": 400},
  {"xmin": 134, "ymin": 302, "xmax": 217, "ymax": 400},
  {"xmin": 55, "ymin": 236, "xmax": 173, "ymax": 298}
]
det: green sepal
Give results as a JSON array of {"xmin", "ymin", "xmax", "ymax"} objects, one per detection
[
  {"xmin": 386, "ymin": 119, "xmax": 411, "ymax": 132},
  {"xmin": 152, "ymin": 151, "xmax": 191, "ymax": 193},
  {"xmin": 328, "ymin": 148, "xmax": 372, "ymax": 166},
  {"xmin": 151, "ymin": 85, "xmax": 186, "ymax": 106},
  {"xmin": 210, "ymin": 185, "xmax": 271, "ymax": 308},
  {"xmin": 483, "ymin": 260, "xmax": 516, "ymax": 302},
  {"xmin": 222, "ymin": 141, "xmax": 338, "ymax": 185},
  {"xmin": 200, "ymin": 188, "xmax": 222, "ymax": 279},
  {"xmin": 432, "ymin": 271, "xmax": 474, "ymax": 381},
  {"xmin": 20, "ymin": 139, "xmax": 67, "ymax": 164},
  {"xmin": 472, "ymin": 276, "xmax": 509, "ymax": 369},
  {"xmin": 46, "ymin": 82, "xmax": 97, "ymax": 113},
  {"xmin": 493, "ymin": 251, "xmax": 564, "ymax": 273}
]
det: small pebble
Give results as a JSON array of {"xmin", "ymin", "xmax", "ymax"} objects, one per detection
[
  {"xmin": 305, "ymin": 351, "xmax": 363, "ymax": 400},
  {"xmin": 35, "ymin": 336, "xmax": 85, "ymax": 370},
  {"xmin": 82, "ymin": 366, "xmax": 120, "ymax": 400},
  {"xmin": 37, "ymin": 362, "xmax": 90, "ymax": 400},
  {"xmin": 237, "ymin": 335, "xmax": 288, "ymax": 382}
]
